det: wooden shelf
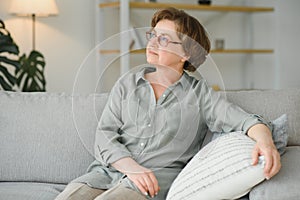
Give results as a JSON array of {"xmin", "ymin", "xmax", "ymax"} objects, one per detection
[
  {"xmin": 99, "ymin": 2, "xmax": 120, "ymax": 8},
  {"xmin": 99, "ymin": 2, "xmax": 274, "ymax": 55},
  {"xmin": 99, "ymin": 2, "xmax": 274, "ymax": 12},
  {"xmin": 100, "ymin": 49, "xmax": 273, "ymax": 54},
  {"xmin": 211, "ymin": 49, "xmax": 274, "ymax": 53},
  {"xmin": 99, "ymin": 49, "xmax": 145, "ymax": 54}
]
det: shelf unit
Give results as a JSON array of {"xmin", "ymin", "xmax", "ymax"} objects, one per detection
[
  {"xmin": 97, "ymin": 0, "xmax": 274, "ymax": 82},
  {"xmin": 99, "ymin": 2, "xmax": 273, "ymax": 12}
]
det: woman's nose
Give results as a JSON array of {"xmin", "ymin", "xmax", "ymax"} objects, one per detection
[{"xmin": 149, "ymin": 36, "xmax": 159, "ymax": 47}]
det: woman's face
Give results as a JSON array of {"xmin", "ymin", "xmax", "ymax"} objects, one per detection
[{"xmin": 146, "ymin": 20, "xmax": 187, "ymax": 70}]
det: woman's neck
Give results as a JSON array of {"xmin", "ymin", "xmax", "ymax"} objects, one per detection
[{"xmin": 146, "ymin": 65, "xmax": 183, "ymax": 87}]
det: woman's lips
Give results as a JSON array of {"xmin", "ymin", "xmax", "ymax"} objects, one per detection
[{"xmin": 148, "ymin": 49, "xmax": 158, "ymax": 55}]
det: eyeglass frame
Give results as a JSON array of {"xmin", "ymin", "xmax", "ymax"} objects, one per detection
[{"xmin": 145, "ymin": 30, "xmax": 182, "ymax": 47}]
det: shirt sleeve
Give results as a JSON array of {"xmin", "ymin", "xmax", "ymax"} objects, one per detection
[
  {"xmin": 94, "ymin": 81, "xmax": 132, "ymax": 167},
  {"xmin": 199, "ymin": 80, "xmax": 272, "ymax": 134}
]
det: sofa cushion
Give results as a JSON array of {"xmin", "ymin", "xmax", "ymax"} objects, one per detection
[
  {"xmin": 224, "ymin": 89, "xmax": 300, "ymax": 146},
  {"xmin": 271, "ymin": 114, "xmax": 288, "ymax": 155},
  {"xmin": 0, "ymin": 182, "xmax": 65, "ymax": 200},
  {"xmin": 250, "ymin": 146, "xmax": 300, "ymax": 200},
  {"xmin": 166, "ymin": 132, "xmax": 265, "ymax": 200},
  {"xmin": 0, "ymin": 92, "xmax": 108, "ymax": 184}
]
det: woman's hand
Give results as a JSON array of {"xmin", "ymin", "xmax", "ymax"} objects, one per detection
[
  {"xmin": 247, "ymin": 124, "xmax": 281, "ymax": 179},
  {"xmin": 111, "ymin": 157, "xmax": 160, "ymax": 198},
  {"xmin": 125, "ymin": 164, "xmax": 160, "ymax": 198}
]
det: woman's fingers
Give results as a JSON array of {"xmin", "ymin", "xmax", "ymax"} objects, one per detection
[
  {"xmin": 268, "ymin": 151, "xmax": 281, "ymax": 178},
  {"xmin": 144, "ymin": 174, "xmax": 155, "ymax": 198},
  {"xmin": 252, "ymin": 143, "xmax": 281, "ymax": 179},
  {"xmin": 127, "ymin": 171, "xmax": 159, "ymax": 197},
  {"xmin": 134, "ymin": 178, "xmax": 149, "ymax": 196},
  {"xmin": 148, "ymin": 172, "xmax": 160, "ymax": 195},
  {"xmin": 143, "ymin": 171, "xmax": 160, "ymax": 197}
]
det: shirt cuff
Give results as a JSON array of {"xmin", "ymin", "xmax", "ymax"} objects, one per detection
[
  {"xmin": 96, "ymin": 144, "xmax": 132, "ymax": 167},
  {"xmin": 242, "ymin": 114, "xmax": 272, "ymax": 135}
]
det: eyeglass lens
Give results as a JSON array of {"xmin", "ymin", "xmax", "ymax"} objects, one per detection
[{"xmin": 146, "ymin": 31, "xmax": 170, "ymax": 47}]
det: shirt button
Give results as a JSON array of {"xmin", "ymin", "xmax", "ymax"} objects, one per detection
[
  {"xmin": 140, "ymin": 142, "xmax": 145, "ymax": 147},
  {"xmin": 162, "ymin": 94, "xmax": 166, "ymax": 97},
  {"xmin": 148, "ymin": 124, "xmax": 151, "ymax": 127}
]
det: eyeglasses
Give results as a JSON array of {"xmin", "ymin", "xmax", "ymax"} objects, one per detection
[{"xmin": 146, "ymin": 31, "xmax": 182, "ymax": 47}]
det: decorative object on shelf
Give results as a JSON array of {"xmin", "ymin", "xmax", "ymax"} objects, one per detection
[
  {"xmin": 215, "ymin": 38, "xmax": 225, "ymax": 50},
  {"xmin": 198, "ymin": 0, "xmax": 212, "ymax": 5}
]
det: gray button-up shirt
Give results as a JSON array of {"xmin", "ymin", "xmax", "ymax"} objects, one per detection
[{"xmin": 73, "ymin": 66, "xmax": 269, "ymax": 199}]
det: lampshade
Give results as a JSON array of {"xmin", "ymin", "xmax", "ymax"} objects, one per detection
[{"xmin": 9, "ymin": 0, "xmax": 59, "ymax": 17}]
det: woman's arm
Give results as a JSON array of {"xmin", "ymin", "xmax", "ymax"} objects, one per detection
[
  {"xmin": 199, "ymin": 80, "xmax": 281, "ymax": 179},
  {"xmin": 247, "ymin": 124, "xmax": 281, "ymax": 179},
  {"xmin": 95, "ymin": 80, "xmax": 160, "ymax": 197},
  {"xmin": 94, "ymin": 83, "xmax": 132, "ymax": 166}
]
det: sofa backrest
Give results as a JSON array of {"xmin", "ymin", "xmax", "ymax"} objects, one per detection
[
  {"xmin": 224, "ymin": 89, "xmax": 300, "ymax": 146},
  {"xmin": 0, "ymin": 92, "xmax": 109, "ymax": 184},
  {"xmin": 1, "ymin": 89, "xmax": 299, "ymax": 184}
]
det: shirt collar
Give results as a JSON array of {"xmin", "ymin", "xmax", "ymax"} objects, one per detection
[
  {"xmin": 180, "ymin": 71, "xmax": 191, "ymax": 90},
  {"xmin": 135, "ymin": 66, "xmax": 156, "ymax": 85},
  {"xmin": 135, "ymin": 66, "xmax": 191, "ymax": 90}
]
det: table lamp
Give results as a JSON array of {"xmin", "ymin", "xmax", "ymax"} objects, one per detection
[{"xmin": 9, "ymin": 0, "xmax": 59, "ymax": 50}]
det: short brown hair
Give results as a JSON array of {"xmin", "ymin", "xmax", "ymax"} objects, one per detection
[{"xmin": 151, "ymin": 7, "xmax": 211, "ymax": 72}]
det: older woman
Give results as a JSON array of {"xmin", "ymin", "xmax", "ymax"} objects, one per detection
[{"xmin": 55, "ymin": 7, "xmax": 280, "ymax": 200}]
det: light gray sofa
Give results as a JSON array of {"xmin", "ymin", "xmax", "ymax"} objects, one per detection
[{"xmin": 0, "ymin": 89, "xmax": 299, "ymax": 200}]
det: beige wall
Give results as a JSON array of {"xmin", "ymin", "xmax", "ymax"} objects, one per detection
[{"xmin": 0, "ymin": 0, "xmax": 96, "ymax": 93}]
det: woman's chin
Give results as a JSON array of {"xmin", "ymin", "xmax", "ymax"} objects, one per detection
[{"xmin": 147, "ymin": 58, "xmax": 158, "ymax": 65}]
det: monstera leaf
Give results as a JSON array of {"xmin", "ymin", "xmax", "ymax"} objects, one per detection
[
  {"xmin": 0, "ymin": 19, "xmax": 47, "ymax": 92},
  {"xmin": 16, "ymin": 50, "xmax": 46, "ymax": 92},
  {"xmin": 0, "ymin": 20, "xmax": 20, "ymax": 91}
]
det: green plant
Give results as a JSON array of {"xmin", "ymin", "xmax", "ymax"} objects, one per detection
[
  {"xmin": 17, "ymin": 50, "xmax": 46, "ymax": 92},
  {"xmin": 0, "ymin": 19, "xmax": 46, "ymax": 92},
  {"xmin": 0, "ymin": 20, "xmax": 20, "ymax": 91}
]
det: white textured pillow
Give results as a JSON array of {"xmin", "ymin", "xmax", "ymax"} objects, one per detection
[{"xmin": 167, "ymin": 132, "xmax": 266, "ymax": 200}]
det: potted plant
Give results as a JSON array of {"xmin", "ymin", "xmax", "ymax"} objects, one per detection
[
  {"xmin": 0, "ymin": 20, "xmax": 20, "ymax": 91},
  {"xmin": 0, "ymin": 19, "xmax": 46, "ymax": 92}
]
